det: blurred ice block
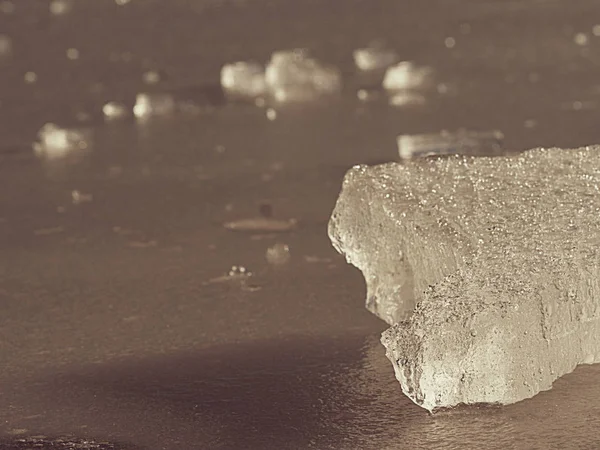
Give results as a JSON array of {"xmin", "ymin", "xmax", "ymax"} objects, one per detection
[
  {"xmin": 388, "ymin": 92, "xmax": 426, "ymax": 107},
  {"xmin": 220, "ymin": 61, "xmax": 267, "ymax": 99},
  {"xmin": 397, "ymin": 129, "xmax": 505, "ymax": 160},
  {"xmin": 0, "ymin": 34, "xmax": 11, "ymax": 57},
  {"xmin": 383, "ymin": 61, "xmax": 434, "ymax": 92},
  {"xmin": 265, "ymin": 49, "xmax": 341, "ymax": 102},
  {"xmin": 133, "ymin": 92, "xmax": 176, "ymax": 119},
  {"xmin": 103, "ymin": 101, "xmax": 130, "ymax": 120},
  {"xmin": 353, "ymin": 43, "xmax": 398, "ymax": 71},
  {"xmin": 142, "ymin": 69, "xmax": 164, "ymax": 85},
  {"xmin": 34, "ymin": 123, "xmax": 90, "ymax": 159},
  {"xmin": 49, "ymin": 0, "xmax": 73, "ymax": 15}
]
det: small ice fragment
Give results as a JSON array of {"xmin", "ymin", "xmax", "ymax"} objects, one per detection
[
  {"xmin": 444, "ymin": 36, "xmax": 456, "ymax": 48},
  {"xmin": 265, "ymin": 49, "xmax": 341, "ymax": 102},
  {"xmin": 397, "ymin": 129, "xmax": 504, "ymax": 160},
  {"xmin": 66, "ymin": 48, "xmax": 79, "ymax": 60},
  {"xmin": 34, "ymin": 123, "xmax": 90, "ymax": 158},
  {"xmin": 593, "ymin": 24, "xmax": 600, "ymax": 37},
  {"xmin": 0, "ymin": 34, "xmax": 11, "ymax": 56},
  {"xmin": 266, "ymin": 108, "xmax": 277, "ymax": 120},
  {"xmin": 133, "ymin": 92, "xmax": 176, "ymax": 119},
  {"xmin": 103, "ymin": 101, "xmax": 130, "ymax": 120},
  {"xmin": 24, "ymin": 71, "xmax": 37, "ymax": 84},
  {"xmin": 524, "ymin": 119, "xmax": 537, "ymax": 128},
  {"xmin": 353, "ymin": 43, "xmax": 398, "ymax": 71},
  {"xmin": 115, "ymin": 0, "xmax": 131, "ymax": 5},
  {"xmin": 71, "ymin": 190, "xmax": 93, "ymax": 204},
  {"xmin": 220, "ymin": 61, "xmax": 267, "ymax": 99},
  {"xmin": 574, "ymin": 32, "xmax": 589, "ymax": 46},
  {"xmin": 382, "ymin": 61, "xmax": 434, "ymax": 92},
  {"xmin": 142, "ymin": 69, "xmax": 162, "ymax": 85},
  {"xmin": 49, "ymin": 0, "xmax": 72, "ymax": 15},
  {"xmin": 266, "ymin": 243, "xmax": 291, "ymax": 265}
]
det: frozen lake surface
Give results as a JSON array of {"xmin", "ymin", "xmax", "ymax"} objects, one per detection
[{"xmin": 1, "ymin": 0, "xmax": 600, "ymax": 448}]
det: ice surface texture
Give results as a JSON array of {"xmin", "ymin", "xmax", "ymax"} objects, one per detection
[{"xmin": 328, "ymin": 147, "xmax": 600, "ymax": 411}]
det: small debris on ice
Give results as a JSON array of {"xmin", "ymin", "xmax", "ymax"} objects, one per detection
[
  {"xmin": 71, "ymin": 190, "xmax": 93, "ymax": 204},
  {"xmin": 353, "ymin": 42, "xmax": 398, "ymax": 71},
  {"xmin": 221, "ymin": 61, "xmax": 267, "ymax": 99},
  {"xmin": 266, "ymin": 243, "xmax": 291, "ymax": 265},
  {"xmin": 204, "ymin": 265, "xmax": 254, "ymax": 285},
  {"xmin": 128, "ymin": 239, "xmax": 158, "ymax": 248},
  {"xmin": 223, "ymin": 217, "xmax": 297, "ymax": 232},
  {"xmin": 34, "ymin": 226, "xmax": 64, "ymax": 236},
  {"xmin": 133, "ymin": 92, "xmax": 176, "ymax": 119}
]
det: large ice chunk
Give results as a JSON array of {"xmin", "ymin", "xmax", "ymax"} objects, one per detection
[
  {"xmin": 265, "ymin": 49, "xmax": 341, "ymax": 102},
  {"xmin": 328, "ymin": 147, "xmax": 600, "ymax": 410}
]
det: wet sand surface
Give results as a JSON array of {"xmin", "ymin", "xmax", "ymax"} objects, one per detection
[{"xmin": 1, "ymin": 0, "xmax": 600, "ymax": 448}]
